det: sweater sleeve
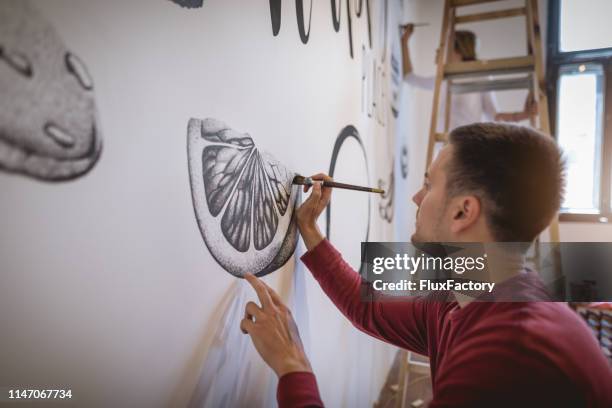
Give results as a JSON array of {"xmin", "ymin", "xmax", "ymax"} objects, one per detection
[
  {"xmin": 277, "ymin": 372, "xmax": 324, "ymax": 408},
  {"xmin": 300, "ymin": 239, "xmax": 432, "ymax": 355},
  {"xmin": 403, "ymin": 72, "xmax": 435, "ymax": 90}
]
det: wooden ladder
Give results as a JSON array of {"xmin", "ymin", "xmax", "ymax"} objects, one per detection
[
  {"xmin": 393, "ymin": 1, "xmax": 562, "ymax": 407},
  {"xmin": 425, "ymin": 0, "xmax": 560, "ymax": 242}
]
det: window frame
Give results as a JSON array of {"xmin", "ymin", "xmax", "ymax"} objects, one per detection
[{"xmin": 547, "ymin": 0, "xmax": 612, "ymax": 223}]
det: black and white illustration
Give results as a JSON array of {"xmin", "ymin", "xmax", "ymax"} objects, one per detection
[
  {"xmin": 187, "ymin": 118, "xmax": 299, "ymax": 277},
  {"xmin": 378, "ymin": 165, "xmax": 394, "ymax": 223},
  {"xmin": 400, "ymin": 144, "xmax": 408, "ymax": 179},
  {"xmin": 169, "ymin": 0, "xmax": 203, "ymax": 8},
  {"xmin": 0, "ymin": 0, "xmax": 102, "ymax": 181},
  {"xmin": 326, "ymin": 125, "xmax": 371, "ymax": 275}
]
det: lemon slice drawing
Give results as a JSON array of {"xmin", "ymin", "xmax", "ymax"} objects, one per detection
[{"xmin": 187, "ymin": 118, "xmax": 299, "ymax": 277}]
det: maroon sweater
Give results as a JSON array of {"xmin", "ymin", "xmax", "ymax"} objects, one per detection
[{"xmin": 277, "ymin": 239, "xmax": 612, "ymax": 407}]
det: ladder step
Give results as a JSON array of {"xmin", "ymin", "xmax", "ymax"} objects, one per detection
[
  {"xmin": 455, "ymin": 7, "xmax": 526, "ymax": 24},
  {"xmin": 444, "ymin": 56, "xmax": 534, "ymax": 79},
  {"xmin": 450, "ymin": 75, "xmax": 532, "ymax": 94},
  {"xmin": 435, "ymin": 132, "xmax": 448, "ymax": 142},
  {"xmin": 451, "ymin": 0, "xmax": 505, "ymax": 7}
]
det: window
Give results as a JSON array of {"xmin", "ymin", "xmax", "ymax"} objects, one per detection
[
  {"xmin": 559, "ymin": 0, "xmax": 612, "ymax": 52},
  {"xmin": 548, "ymin": 0, "xmax": 612, "ymax": 223}
]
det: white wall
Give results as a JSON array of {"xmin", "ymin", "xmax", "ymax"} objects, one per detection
[{"xmin": 0, "ymin": 1, "xmax": 408, "ymax": 407}]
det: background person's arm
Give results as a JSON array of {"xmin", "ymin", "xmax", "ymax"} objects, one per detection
[
  {"xmin": 494, "ymin": 91, "xmax": 538, "ymax": 123},
  {"xmin": 401, "ymin": 24, "xmax": 414, "ymax": 79},
  {"xmin": 401, "ymin": 24, "xmax": 436, "ymax": 90}
]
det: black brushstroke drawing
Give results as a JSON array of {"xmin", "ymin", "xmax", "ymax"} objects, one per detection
[
  {"xmin": 169, "ymin": 0, "xmax": 203, "ymax": 8},
  {"xmin": 269, "ymin": 0, "xmax": 371, "ymax": 57},
  {"xmin": 0, "ymin": 0, "xmax": 102, "ymax": 181},
  {"xmin": 296, "ymin": 0, "xmax": 313, "ymax": 44},
  {"xmin": 346, "ymin": 0, "xmax": 354, "ymax": 58},
  {"xmin": 378, "ymin": 165, "xmax": 394, "ymax": 223},
  {"xmin": 326, "ymin": 125, "xmax": 371, "ymax": 275},
  {"xmin": 270, "ymin": 0, "xmax": 281, "ymax": 36},
  {"xmin": 330, "ymin": 0, "xmax": 354, "ymax": 57},
  {"xmin": 331, "ymin": 0, "xmax": 341, "ymax": 31},
  {"xmin": 400, "ymin": 145, "xmax": 408, "ymax": 179},
  {"xmin": 187, "ymin": 118, "xmax": 299, "ymax": 278},
  {"xmin": 354, "ymin": 0, "xmax": 363, "ymax": 16},
  {"xmin": 390, "ymin": 51, "xmax": 401, "ymax": 118},
  {"xmin": 355, "ymin": 0, "xmax": 372, "ymax": 48}
]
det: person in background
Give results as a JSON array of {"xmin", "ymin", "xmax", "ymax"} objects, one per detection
[{"xmin": 402, "ymin": 25, "xmax": 536, "ymax": 130}]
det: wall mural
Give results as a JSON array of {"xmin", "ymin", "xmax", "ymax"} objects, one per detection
[
  {"xmin": 0, "ymin": 0, "xmax": 102, "ymax": 181},
  {"xmin": 0, "ymin": 0, "xmax": 411, "ymax": 406},
  {"xmin": 296, "ymin": 0, "xmax": 313, "ymax": 44},
  {"xmin": 169, "ymin": 0, "xmax": 203, "ymax": 8},
  {"xmin": 378, "ymin": 166, "xmax": 394, "ymax": 223},
  {"xmin": 268, "ymin": 0, "xmax": 376, "ymax": 58},
  {"xmin": 269, "ymin": 0, "xmax": 282, "ymax": 35},
  {"xmin": 187, "ymin": 118, "xmax": 299, "ymax": 278},
  {"xmin": 400, "ymin": 144, "xmax": 408, "ymax": 179},
  {"xmin": 325, "ymin": 125, "xmax": 370, "ymax": 273}
]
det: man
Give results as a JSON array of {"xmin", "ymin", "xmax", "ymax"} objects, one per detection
[{"xmin": 240, "ymin": 123, "xmax": 612, "ymax": 407}]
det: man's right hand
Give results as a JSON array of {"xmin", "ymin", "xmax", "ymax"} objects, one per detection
[{"xmin": 295, "ymin": 173, "xmax": 333, "ymax": 250}]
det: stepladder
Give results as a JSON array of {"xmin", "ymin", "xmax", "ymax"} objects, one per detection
[{"xmin": 424, "ymin": 0, "xmax": 559, "ymax": 242}]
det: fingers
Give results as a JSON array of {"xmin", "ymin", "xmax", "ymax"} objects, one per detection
[
  {"xmin": 242, "ymin": 301, "xmax": 263, "ymax": 334},
  {"xmin": 312, "ymin": 179, "xmax": 322, "ymax": 200},
  {"xmin": 309, "ymin": 173, "xmax": 330, "ymax": 181},
  {"xmin": 320, "ymin": 181, "xmax": 332, "ymax": 206},
  {"xmin": 240, "ymin": 317, "xmax": 255, "ymax": 334},
  {"xmin": 245, "ymin": 273, "xmax": 273, "ymax": 309},
  {"xmin": 303, "ymin": 173, "xmax": 332, "ymax": 193},
  {"xmin": 309, "ymin": 174, "xmax": 332, "ymax": 208},
  {"xmin": 260, "ymin": 280, "xmax": 284, "ymax": 307},
  {"xmin": 304, "ymin": 173, "xmax": 324, "ymax": 193},
  {"xmin": 401, "ymin": 24, "xmax": 414, "ymax": 38},
  {"xmin": 245, "ymin": 301, "xmax": 263, "ymax": 320}
]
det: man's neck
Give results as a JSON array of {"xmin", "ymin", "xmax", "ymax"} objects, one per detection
[{"xmin": 453, "ymin": 244, "xmax": 526, "ymax": 308}]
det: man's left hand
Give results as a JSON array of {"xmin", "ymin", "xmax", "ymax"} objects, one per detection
[{"xmin": 241, "ymin": 274, "xmax": 312, "ymax": 377}]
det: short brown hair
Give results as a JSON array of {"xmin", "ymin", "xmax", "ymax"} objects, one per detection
[{"xmin": 446, "ymin": 123, "xmax": 565, "ymax": 242}]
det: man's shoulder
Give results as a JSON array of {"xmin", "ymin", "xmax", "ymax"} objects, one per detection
[
  {"xmin": 463, "ymin": 302, "xmax": 612, "ymax": 395},
  {"xmin": 472, "ymin": 301, "xmax": 590, "ymax": 346}
]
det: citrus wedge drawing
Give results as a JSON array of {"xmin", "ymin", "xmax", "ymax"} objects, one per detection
[{"xmin": 187, "ymin": 118, "xmax": 299, "ymax": 277}]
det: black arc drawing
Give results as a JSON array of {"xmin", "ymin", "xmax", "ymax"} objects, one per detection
[
  {"xmin": 169, "ymin": 0, "xmax": 203, "ymax": 8},
  {"xmin": 187, "ymin": 118, "xmax": 299, "ymax": 277},
  {"xmin": 0, "ymin": 0, "xmax": 102, "ymax": 181},
  {"xmin": 326, "ymin": 125, "xmax": 370, "ymax": 274}
]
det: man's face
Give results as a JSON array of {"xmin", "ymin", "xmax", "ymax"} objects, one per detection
[{"xmin": 411, "ymin": 146, "xmax": 454, "ymax": 243}]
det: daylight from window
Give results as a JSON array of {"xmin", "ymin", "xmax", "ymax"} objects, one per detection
[
  {"xmin": 560, "ymin": 0, "xmax": 612, "ymax": 52},
  {"xmin": 557, "ymin": 67, "xmax": 602, "ymax": 213}
]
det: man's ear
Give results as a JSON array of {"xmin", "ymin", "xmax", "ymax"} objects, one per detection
[{"xmin": 450, "ymin": 195, "xmax": 481, "ymax": 234}]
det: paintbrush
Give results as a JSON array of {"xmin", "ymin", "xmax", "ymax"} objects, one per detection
[
  {"xmin": 292, "ymin": 175, "xmax": 385, "ymax": 195},
  {"xmin": 399, "ymin": 22, "xmax": 430, "ymax": 29}
]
